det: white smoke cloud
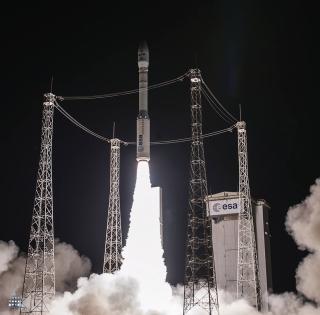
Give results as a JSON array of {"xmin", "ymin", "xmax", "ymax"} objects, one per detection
[
  {"xmin": 49, "ymin": 273, "xmax": 184, "ymax": 315},
  {"xmin": 286, "ymin": 179, "xmax": 320, "ymax": 252},
  {"xmin": 256, "ymin": 178, "xmax": 320, "ymax": 315},
  {"xmin": 286, "ymin": 179, "xmax": 320, "ymax": 304},
  {"xmin": 295, "ymin": 252, "xmax": 320, "ymax": 304},
  {"xmin": 55, "ymin": 240, "xmax": 92, "ymax": 293},
  {"xmin": 268, "ymin": 292, "xmax": 320, "ymax": 315},
  {"xmin": 2, "ymin": 174, "xmax": 320, "ymax": 315},
  {"xmin": 49, "ymin": 161, "xmax": 182, "ymax": 315},
  {"xmin": 0, "ymin": 241, "xmax": 25, "ymax": 315},
  {"xmin": 0, "ymin": 241, "xmax": 19, "ymax": 275},
  {"xmin": 47, "ymin": 174, "xmax": 320, "ymax": 315},
  {"xmin": 50, "ymin": 273, "xmax": 146, "ymax": 315},
  {"xmin": 0, "ymin": 239, "xmax": 91, "ymax": 315}
]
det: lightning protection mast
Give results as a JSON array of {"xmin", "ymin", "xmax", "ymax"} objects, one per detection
[
  {"xmin": 103, "ymin": 138, "xmax": 122, "ymax": 273},
  {"xmin": 236, "ymin": 121, "xmax": 261, "ymax": 309},
  {"xmin": 21, "ymin": 93, "xmax": 56, "ymax": 315},
  {"xmin": 183, "ymin": 69, "xmax": 219, "ymax": 315}
]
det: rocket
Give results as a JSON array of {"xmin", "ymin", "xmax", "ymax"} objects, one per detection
[{"xmin": 136, "ymin": 41, "xmax": 150, "ymax": 161}]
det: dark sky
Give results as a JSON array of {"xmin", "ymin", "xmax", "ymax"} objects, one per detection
[{"xmin": 0, "ymin": 1, "xmax": 318, "ymax": 294}]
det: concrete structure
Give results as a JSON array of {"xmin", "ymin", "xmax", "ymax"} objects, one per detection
[{"xmin": 207, "ymin": 192, "xmax": 272, "ymax": 312}]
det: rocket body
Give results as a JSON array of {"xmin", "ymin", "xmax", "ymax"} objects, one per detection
[{"xmin": 137, "ymin": 41, "xmax": 150, "ymax": 161}]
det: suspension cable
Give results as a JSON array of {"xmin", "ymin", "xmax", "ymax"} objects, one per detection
[
  {"xmin": 200, "ymin": 75, "xmax": 238, "ymax": 123},
  {"xmin": 201, "ymin": 88, "xmax": 235, "ymax": 124},
  {"xmin": 126, "ymin": 125, "xmax": 235, "ymax": 145},
  {"xmin": 57, "ymin": 72, "xmax": 188, "ymax": 101},
  {"xmin": 54, "ymin": 100, "xmax": 235, "ymax": 146},
  {"xmin": 54, "ymin": 101, "xmax": 112, "ymax": 143}
]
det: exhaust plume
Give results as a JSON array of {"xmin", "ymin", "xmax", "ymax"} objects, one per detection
[
  {"xmin": 50, "ymin": 161, "xmax": 182, "ymax": 315},
  {"xmin": 1, "ymin": 175, "xmax": 320, "ymax": 314}
]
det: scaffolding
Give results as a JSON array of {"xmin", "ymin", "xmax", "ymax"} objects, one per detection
[
  {"xmin": 103, "ymin": 138, "xmax": 122, "ymax": 273},
  {"xmin": 183, "ymin": 69, "xmax": 219, "ymax": 315},
  {"xmin": 236, "ymin": 121, "xmax": 261, "ymax": 309},
  {"xmin": 21, "ymin": 93, "xmax": 56, "ymax": 315}
]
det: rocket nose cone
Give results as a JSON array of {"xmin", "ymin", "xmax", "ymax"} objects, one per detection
[{"xmin": 138, "ymin": 41, "xmax": 149, "ymax": 65}]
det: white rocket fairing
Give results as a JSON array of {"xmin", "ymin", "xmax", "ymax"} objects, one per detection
[{"xmin": 137, "ymin": 41, "xmax": 150, "ymax": 161}]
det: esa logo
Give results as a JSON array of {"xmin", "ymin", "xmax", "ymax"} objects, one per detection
[{"xmin": 212, "ymin": 202, "xmax": 238, "ymax": 212}]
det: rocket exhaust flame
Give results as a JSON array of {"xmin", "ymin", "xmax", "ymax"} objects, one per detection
[
  {"xmin": 121, "ymin": 161, "xmax": 175, "ymax": 312},
  {"xmin": 47, "ymin": 161, "xmax": 183, "ymax": 315},
  {"xmin": 2, "ymin": 40, "xmax": 320, "ymax": 314},
  {"xmin": 2, "ymin": 171, "xmax": 320, "ymax": 315}
]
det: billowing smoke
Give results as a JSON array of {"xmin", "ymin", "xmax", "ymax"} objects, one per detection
[
  {"xmin": 49, "ymin": 161, "xmax": 182, "ymax": 315},
  {"xmin": 55, "ymin": 240, "xmax": 92, "ymax": 293},
  {"xmin": 121, "ymin": 161, "xmax": 174, "ymax": 312},
  {"xmin": 286, "ymin": 179, "xmax": 320, "ymax": 304},
  {"xmin": 0, "ymin": 241, "xmax": 25, "ymax": 315},
  {"xmin": 0, "ymin": 241, "xmax": 19, "ymax": 275},
  {"xmin": 216, "ymin": 178, "xmax": 320, "ymax": 315},
  {"xmin": 0, "ymin": 240, "xmax": 91, "ymax": 315},
  {"xmin": 1, "ymin": 174, "xmax": 320, "ymax": 314},
  {"xmin": 49, "ymin": 174, "xmax": 320, "ymax": 315}
]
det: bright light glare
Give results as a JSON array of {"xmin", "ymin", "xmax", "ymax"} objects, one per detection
[
  {"xmin": 49, "ymin": 160, "xmax": 183, "ymax": 315},
  {"xmin": 121, "ymin": 161, "xmax": 174, "ymax": 312}
]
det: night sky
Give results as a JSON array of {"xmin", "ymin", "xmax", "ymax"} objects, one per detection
[{"xmin": 1, "ymin": 1, "xmax": 318, "ymax": 295}]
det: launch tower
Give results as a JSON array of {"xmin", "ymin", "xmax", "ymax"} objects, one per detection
[
  {"xmin": 20, "ymin": 93, "xmax": 56, "ymax": 315},
  {"xmin": 103, "ymin": 138, "xmax": 122, "ymax": 273},
  {"xmin": 183, "ymin": 69, "xmax": 219, "ymax": 315},
  {"xmin": 236, "ymin": 121, "xmax": 261, "ymax": 308}
]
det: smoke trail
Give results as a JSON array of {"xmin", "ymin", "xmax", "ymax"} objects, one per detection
[
  {"xmin": 121, "ymin": 161, "xmax": 173, "ymax": 312},
  {"xmin": 50, "ymin": 161, "xmax": 182, "ymax": 315}
]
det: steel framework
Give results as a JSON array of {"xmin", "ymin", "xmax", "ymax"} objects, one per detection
[
  {"xmin": 103, "ymin": 138, "xmax": 122, "ymax": 273},
  {"xmin": 183, "ymin": 69, "xmax": 219, "ymax": 315},
  {"xmin": 21, "ymin": 93, "xmax": 56, "ymax": 315},
  {"xmin": 236, "ymin": 121, "xmax": 261, "ymax": 308}
]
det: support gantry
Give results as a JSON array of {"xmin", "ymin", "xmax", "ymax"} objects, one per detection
[
  {"xmin": 183, "ymin": 69, "xmax": 219, "ymax": 315},
  {"xmin": 236, "ymin": 121, "xmax": 261, "ymax": 309},
  {"xmin": 103, "ymin": 138, "xmax": 122, "ymax": 273},
  {"xmin": 21, "ymin": 93, "xmax": 56, "ymax": 315}
]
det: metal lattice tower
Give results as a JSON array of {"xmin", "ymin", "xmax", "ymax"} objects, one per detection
[
  {"xmin": 103, "ymin": 138, "xmax": 122, "ymax": 273},
  {"xmin": 236, "ymin": 121, "xmax": 261, "ymax": 309},
  {"xmin": 21, "ymin": 93, "xmax": 55, "ymax": 315},
  {"xmin": 183, "ymin": 69, "xmax": 219, "ymax": 315}
]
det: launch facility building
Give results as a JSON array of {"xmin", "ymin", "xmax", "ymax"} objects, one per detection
[{"xmin": 207, "ymin": 192, "xmax": 273, "ymax": 312}]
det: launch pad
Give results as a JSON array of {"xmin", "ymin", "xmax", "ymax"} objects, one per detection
[{"xmin": 18, "ymin": 42, "xmax": 268, "ymax": 315}]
